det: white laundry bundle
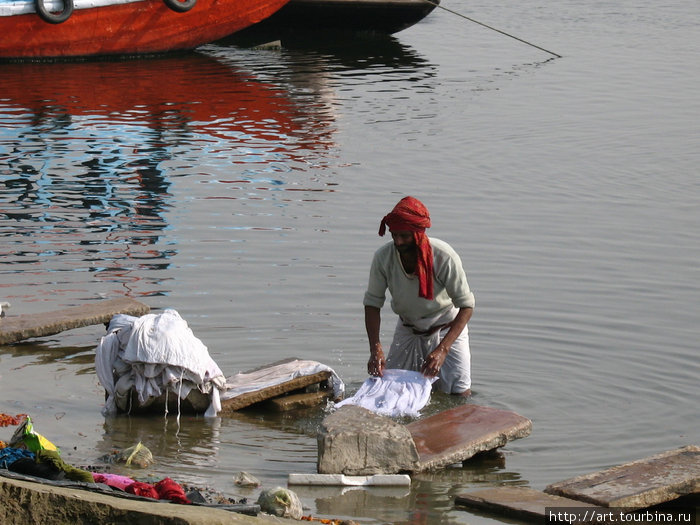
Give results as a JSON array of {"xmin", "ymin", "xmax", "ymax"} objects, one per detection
[
  {"xmin": 95, "ymin": 309, "xmax": 226, "ymax": 417},
  {"xmin": 335, "ymin": 369, "xmax": 436, "ymax": 418}
]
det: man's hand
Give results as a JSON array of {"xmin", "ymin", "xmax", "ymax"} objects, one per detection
[
  {"xmin": 368, "ymin": 344, "xmax": 386, "ymax": 377},
  {"xmin": 421, "ymin": 346, "xmax": 448, "ymax": 377}
]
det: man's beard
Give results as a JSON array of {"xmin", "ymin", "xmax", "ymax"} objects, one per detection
[{"xmin": 396, "ymin": 244, "xmax": 416, "ymax": 255}]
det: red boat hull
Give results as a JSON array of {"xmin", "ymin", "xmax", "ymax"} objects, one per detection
[{"xmin": 1, "ymin": 0, "xmax": 290, "ymax": 59}]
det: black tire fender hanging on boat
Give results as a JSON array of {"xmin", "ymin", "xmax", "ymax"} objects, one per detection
[
  {"xmin": 35, "ymin": 0, "xmax": 74, "ymax": 24},
  {"xmin": 163, "ymin": 0, "xmax": 196, "ymax": 13}
]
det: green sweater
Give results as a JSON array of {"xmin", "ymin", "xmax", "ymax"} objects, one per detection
[{"xmin": 363, "ymin": 237, "xmax": 475, "ymax": 325}]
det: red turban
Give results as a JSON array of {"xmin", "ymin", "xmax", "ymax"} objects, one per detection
[{"xmin": 378, "ymin": 196, "xmax": 434, "ymax": 300}]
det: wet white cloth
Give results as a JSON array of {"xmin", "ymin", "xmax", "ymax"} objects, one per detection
[
  {"xmin": 221, "ymin": 359, "xmax": 345, "ymax": 401},
  {"xmin": 95, "ymin": 309, "xmax": 226, "ymax": 417},
  {"xmin": 334, "ymin": 369, "xmax": 436, "ymax": 418},
  {"xmin": 386, "ymin": 306, "xmax": 471, "ymax": 394}
]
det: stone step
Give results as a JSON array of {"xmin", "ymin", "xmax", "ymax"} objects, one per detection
[
  {"xmin": 0, "ymin": 298, "xmax": 150, "ymax": 345},
  {"xmin": 264, "ymin": 390, "xmax": 333, "ymax": 412},
  {"xmin": 220, "ymin": 370, "xmax": 332, "ymax": 413},
  {"xmin": 455, "ymin": 486, "xmax": 598, "ymax": 521},
  {"xmin": 544, "ymin": 445, "xmax": 700, "ymax": 510},
  {"xmin": 406, "ymin": 404, "xmax": 532, "ymax": 471}
]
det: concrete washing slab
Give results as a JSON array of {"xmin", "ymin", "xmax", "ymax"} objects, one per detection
[
  {"xmin": 455, "ymin": 486, "xmax": 599, "ymax": 521},
  {"xmin": 455, "ymin": 446, "xmax": 699, "ymax": 521},
  {"xmin": 407, "ymin": 404, "xmax": 533, "ymax": 471},
  {"xmin": 544, "ymin": 445, "xmax": 700, "ymax": 509},
  {"xmin": 0, "ymin": 297, "xmax": 150, "ymax": 345},
  {"xmin": 317, "ymin": 403, "xmax": 532, "ymax": 475},
  {"xmin": 264, "ymin": 390, "xmax": 333, "ymax": 412},
  {"xmin": 220, "ymin": 371, "xmax": 333, "ymax": 413}
]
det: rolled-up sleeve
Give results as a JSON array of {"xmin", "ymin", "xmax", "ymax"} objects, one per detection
[
  {"xmin": 363, "ymin": 250, "xmax": 388, "ymax": 309},
  {"xmin": 436, "ymin": 245, "xmax": 475, "ymax": 309}
]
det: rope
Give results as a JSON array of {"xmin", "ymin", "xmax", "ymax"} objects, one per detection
[{"xmin": 425, "ymin": 0, "xmax": 562, "ymax": 58}]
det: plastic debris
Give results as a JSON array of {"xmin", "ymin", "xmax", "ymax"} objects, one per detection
[
  {"xmin": 101, "ymin": 441, "xmax": 154, "ymax": 468},
  {"xmin": 234, "ymin": 471, "xmax": 261, "ymax": 487},
  {"xmin": 257, "ymin": 486, "xmax": 303, "ymax": 519},
  {"xmin": 8, "ymin": 416, "xmax": 59, "ymax": 453},
  {"xmin": 288, "ymin": 473, "xmax": 411, "ymax": 486}
]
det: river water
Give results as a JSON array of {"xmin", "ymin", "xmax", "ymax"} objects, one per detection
[{"xmin": 1, "ymin": 0, "xmax": 698, "ymax": 523}]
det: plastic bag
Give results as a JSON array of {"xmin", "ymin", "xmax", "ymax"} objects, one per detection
[
  {"xmin": 8, "ymin": 417, "xmax": 59, "ymax": 453},
  {"xmin": 234, "ymin": 471, "xmax": 261, "ymax": 487},
  {"xmin": 256, "ymin": 486, "xmax": 302, "ymax": 519},
  {"xmin": 107, "ymin": 441, "xmax": 154, "ymax": 468}
]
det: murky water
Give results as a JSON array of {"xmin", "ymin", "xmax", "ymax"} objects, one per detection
[{"xmin": 1, "ymin": 1, "xmax": 699, "ymax": 523}]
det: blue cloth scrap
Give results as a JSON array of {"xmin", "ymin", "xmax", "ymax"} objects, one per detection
[{"xmin": 0, "ymin": 447, "xmax": 36, "ymax": 469}]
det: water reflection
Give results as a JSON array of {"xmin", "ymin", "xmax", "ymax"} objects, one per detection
[
  {"xmin": 222, "ymin": 32, "xmax": 433, "ymax": 73},
  {"xmin": 0, "ymin": 53, "xmax": 330, "ymax": 150},
  {"xmin": 96, "ymin": 415, "xmax": 223, "ymax": 473},
  {"xmin": 0, "ymin": 341, "xmax": 94, "ymax": 369},
  {"xmin": 0, "ymin": 52, "xmax": 340, "ymax": 302},
  {"xmin": 225, "ymin": 404, "xmax": 330, "ymax": 437},
  {"xmin": 212, "ymin": 32, "xmax": 436, "ymax": 94},
  {"xmin": 94, "ymin": 410, "xmax": 320, "ymax": 487},
  {"xmin": 296, "ymin": 485, "xmax": 413, "ymax": 522}
]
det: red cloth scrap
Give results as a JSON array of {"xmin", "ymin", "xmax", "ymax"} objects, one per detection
[{"xmin": 124, "ymin": 477, "xmax": 190, "ymax": 504}]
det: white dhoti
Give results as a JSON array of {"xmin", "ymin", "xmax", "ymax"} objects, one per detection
[{"xmin": 385, "ymin": 307, "xmax": 471, "ymax": 394}]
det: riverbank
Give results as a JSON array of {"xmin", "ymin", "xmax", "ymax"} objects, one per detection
[{"xmin": 0, "ymin": 473, "xmax": 294, "ymax": 525}]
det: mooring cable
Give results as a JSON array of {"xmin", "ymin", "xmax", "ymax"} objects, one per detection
[{"xmin": 425, "ymin": 0, "xmax": 562, "ymax": 58}]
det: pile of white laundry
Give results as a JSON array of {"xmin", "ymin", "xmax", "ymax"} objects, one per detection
[{"xmin": 95, "ymin": 309, "xmax": 226, "ymax": 418}]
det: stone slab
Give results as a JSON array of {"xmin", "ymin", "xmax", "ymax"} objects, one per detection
[
  {"xmin": 265, "ymin": 390, "xmax": 333, "ymax": 412},
  {"xmin": 317, "ymin": 405, "xmax": 420, "ymax": 475},
  {"xmin": 219, "ymin": 371, "xmax": 331, "ymax": 413},
  {"xmin": 0, "ymin": 297, "xmax": 150, "ymax": 345},
  {"xmin": 455, "ymin": 486, "xmax": 598, "ymax": 521},
  {"xmin": 544, "ymin": 445, "xmax": 700, "ymax": 510},
  {"xmin": 406, "ymin": 404, "xmax": 532, "ymax": 471}
]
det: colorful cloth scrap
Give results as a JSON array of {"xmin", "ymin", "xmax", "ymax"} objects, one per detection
[
  {"xmin": 0, "ymin": 413, "xmax": 27, "ymax": 427},
  {"xmin": 0, "ymin": 447, "xmax": 35, "ymax": 469}
]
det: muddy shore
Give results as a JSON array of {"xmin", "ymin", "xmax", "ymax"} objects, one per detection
[{"xmin": 1, "ymin": 473, "xmax": 295, "ymax": 525}]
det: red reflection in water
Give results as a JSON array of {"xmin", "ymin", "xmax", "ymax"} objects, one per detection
[
  {"xmin": 0, "ymin": 53, "xmax": 334, "ymax": 154},
  {"xmin": 0, "ymin": 52, "xmax": 338, "ymax": 304}
]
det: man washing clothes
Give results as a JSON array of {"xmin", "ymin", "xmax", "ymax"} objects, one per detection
[{"xmin": 363, "ymin": 196, "xmax": 475, "ymax": 396}]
